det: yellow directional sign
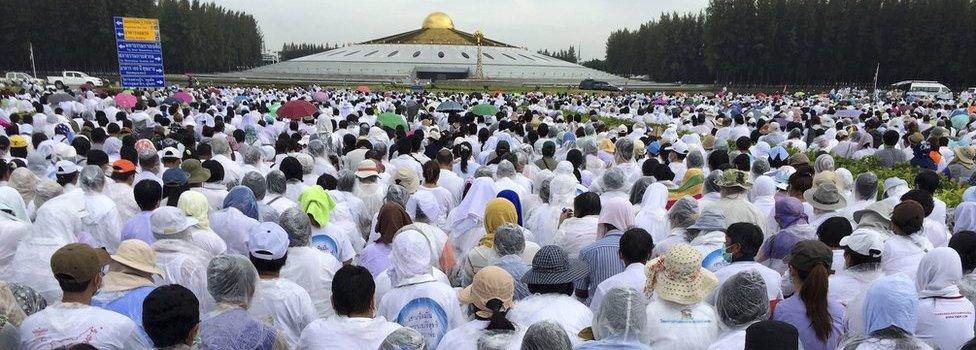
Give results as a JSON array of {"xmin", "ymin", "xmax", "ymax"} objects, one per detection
[{"xmin": 122, "ymin": 17, "xmax": 159, "ymax": 42}]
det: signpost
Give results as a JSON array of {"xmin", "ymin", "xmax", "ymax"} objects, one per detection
[{"xmin": 114, "ymin": 16, "xmax": 164, "ymax": 88}]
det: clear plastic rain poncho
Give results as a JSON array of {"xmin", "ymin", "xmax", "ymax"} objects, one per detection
[
  {"xmin": 9, "ymin": 190, "xmax": 83, "ymax": 302},
  {"xmin": 8, "ymin": 168, "xmax": 36, "ymax": 208},
  {"xmin": 527, "ymin": 173, "xmax": 577, "ymax": 245},
  {"xmin": 584, "ymin": 286, "xmax": 651, "ymax": 349},
  {"xmin": 207, "ymin": 254, "xmax": 258, "ymax": 306},
  {"xmin": 715, "ymin": 270, "xmax": 770, "ymax": 330},
  {"xmin": 521, "ymin": 320, "xmax": 573, "ymax": 350},
  {"xmin": 840, "ymin": 274, "xmax": 931, "ymax": 349},
  {"xmin": 266, "ymin": 169, "xmax": 287, "ymax": 195},
  {"xmin": 379, "ymin": 327, "xmax": 426, "ymax": 350},
  {"xmin": 80, "ymin": 165, "xmax": 123, "ymax": 251},
  {"xmin": 628, "ymin": 177, "xmax": 655, "ymax": 205}
]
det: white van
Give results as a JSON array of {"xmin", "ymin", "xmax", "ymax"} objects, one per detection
[{"xmin": 890, "ymin": 80, "xmax": 952, "ymax": 99}]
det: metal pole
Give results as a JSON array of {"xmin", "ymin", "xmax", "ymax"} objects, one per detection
[{"xmin": 29, "ymin": 41, "xmax": 37, "ymax": 78}]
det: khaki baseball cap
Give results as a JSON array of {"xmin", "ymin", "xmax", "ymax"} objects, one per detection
[{"xmin": 51, "ymin": 243, "xmax": 106, "ymax": 284}]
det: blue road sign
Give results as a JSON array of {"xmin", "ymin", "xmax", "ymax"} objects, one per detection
[{"xmin": 114, "ymin": 16, "xmax": 164, "ymax": 88}]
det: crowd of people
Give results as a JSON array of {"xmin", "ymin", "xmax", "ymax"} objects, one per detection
[{"xmin": 0, "ymin": 82, "xmax": 975, "ymax": 349}]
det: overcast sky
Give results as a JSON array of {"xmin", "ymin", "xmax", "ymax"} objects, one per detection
[{"xmin": 209, "ymin": 0, "xmax": 709, "ymax": 61}]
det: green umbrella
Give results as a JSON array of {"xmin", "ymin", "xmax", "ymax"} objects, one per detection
[
  {"xmin": 377, "ymin": 112, "xmax": 407, "ymax": 129},
  {"xmin": 268, "ymin": 102, "xmax": 281, "ymax": 117},
  {"xmin": 471, "ymin": 104, "xmax": 499, "ymax": 116}
]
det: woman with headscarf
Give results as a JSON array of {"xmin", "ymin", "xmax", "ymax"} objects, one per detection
[
  {"xmin": 448, "ymin": 177, "xmax": 497, "ymax": 255},
  {"xmin": 708, "ymin": 270, "xmax": 771, "ymax": 349},
  {"xmin": 643, "ymin": 244, "xmax": 720, "ymax": 349},
  {"xmin": 360, "ymin": 202, "xmax": 412, "ymax": 277},
  {"xmin": 756, "ymin": 197, "xmax": 817, "ymax": 274},
  {"xmin": 403, "ymin": 190, "xmax": 454, "ymax": 271},
  {"xmin": 200, "ymin": 255, "xmax": 288, "ymax": 350},
  {"xmin": 459, "ymin": 198, "xmax": 539, "ymax": 287},
  {"xmin": 955, "ymin": 202, "xmax": 976, "ymax": 234},
  {"xmin": 651, "ymin": 196, "xmax": 699, "ymax": 258},
  {"xmin": 696, "ymin": 170, "xmax": 723, "ymax": 211},
  {"xmin": 554, "ymin": 192, "xmax": 602, "ymax": 260},
  {"xmin": 0, "ymin": 187, "xmax": 30, "ymax": 280},
  {"xmin": 750, "ymin": 175, "xmax": 779, "ymax": 232},
  {"xmin": 376, "ymin": 230, "xmax": 464, "ymax": 349},
  {"xmin": 838, "ymin": 275, "xmax": 932, "ymax": 349},
  {"xmin": 209, "ymin": 186, "xmax": 261, "ymax": 255},
  {"xmin": 667, "ymin": 165, "xmax": 705, "ymax": 208},
  {"xmin": 437, "ymin": 266, "xmax": 519, "ymax": 350},
  {"xmin": 882, "ymin": 200, "xmax": 933, "ymax": 280},
  {"xmin": 634, "ymin": 183, "xmax": 670, "ymax": 243},
  {"xmin": 177, "ymin": 191, "xmax": 227, "ymax": 256},
  {"xmin": 913, "ymin": 247, "xmax": 975, "ymax": 350}
]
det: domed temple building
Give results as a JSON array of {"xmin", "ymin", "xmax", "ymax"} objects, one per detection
[{"xmin": 240, "ymin": 12, "xmax": 625, "ymax": 84}]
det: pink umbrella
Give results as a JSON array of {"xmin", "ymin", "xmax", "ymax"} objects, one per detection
[
  {"xmin": 114, "ymin": 93, "xmax": 137, "ymax": 109},
  {"xmin": 312, "ymin": 91, "xmax": 329, "ymax": 103},
  {"xmin": 172, "ymin": 91, "xmax": 194, "ymax": 103}
]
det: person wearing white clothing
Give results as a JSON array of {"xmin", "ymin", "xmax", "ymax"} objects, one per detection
[
  {"xmin": 435, "ymin": 149, "xmax": 464, "ymax": 204},
  {"xmin": 643, "ymin": 244, "xmax": 720, "ymax": 350},
  {"xmin": 510, "ymin": 245, "xmax": 593, "ymax": 346},
  {"xmin": 881, "ymin": 200, "xmax": 933, "ymax": 281},
  {"xmin": 0, "ymin": 186, "xmax": 30, "ymax": 280},
  {"xmin": 279, "ymin": 207, "xmax": 342, "ymax": 318},
  {"xmin": 828, "ymin": 229, "xmax": 885, "ymax": 309},
  {"xmin": 590, "ymin": 228, "xmax": 653, "ymax": 314},
  {"xmin": 633, "ymin": 182, "xmax": 670, "ymax": 243},
  {"xmin": 914, "ymin": 247, "xmax": 975, "ymax": 350},
  {"xmin": 298, "ymin": 265, "xmax": 402, "ymax": 350},
  {"xmin": 246, "ymin": 222, "xmax": 316, "ymax": 349},
  {"xmin": 708, "ymin": 223, "xmax": 782, "ymax": 304},
  {"xmin": 707, "ymin": 270, "xmax": 772, "ymax": 350},
  {"xmin": 18, "ymin": 243, "xmax": 147, "ymax": 350},
  {"xmin": 150, "ymin": 206, "xmax": 216, "ymax": 314},
  {"xmin": 376, "ymin": 230, "xmax": 464, "ymax": 348},
  {"xmin": 78, "ymin": 165, "xmax": 123, "ymax": 252},
  {"xmin": 553, "ymin": 192, "xmax": 601, "ymax": 260}
]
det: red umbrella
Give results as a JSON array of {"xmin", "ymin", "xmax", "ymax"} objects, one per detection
[
  {"xmin": 172, "ymin": 91, "xmax": 194, "ymax": 103},
  {"xmin": 276, "ymin": 100, "xmax": 317, "ymax": 119},
  {"xmin": 356, "ymin": 85, "xmax": 371, "ymax": 93}
]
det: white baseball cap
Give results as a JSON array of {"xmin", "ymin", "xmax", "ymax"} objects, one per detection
[
  {"xmin": 55, "ymin": 160, "xmax": 81, "ymax": 175},
  {"xmin": 839, "ymin": 229, "xmax": 885, "ymax": 258},
  {"xmin": 666, "ymin": 140, "xmax": 690, "ymax": 155},
  {"xmin": 248, "ymin": 222, "xmax": 289, "ymax": 260},
  {"xmin": 160, "ymin": 147, "xmax": 180, "ymax": 159},
  {"xmin": 150, "ymin": 207, "xmax": 198, "ymax": 236}
]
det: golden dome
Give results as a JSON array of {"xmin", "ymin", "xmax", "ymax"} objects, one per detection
[{"xmin": 422, "ymin": 12, "xmax": 454, "ymax": 29}]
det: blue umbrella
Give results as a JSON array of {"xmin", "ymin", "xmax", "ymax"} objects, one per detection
[
  {"xmin": 436, "ymin": 100, "xmax": 463, "ymax": 112},
  {"xmin": 234, "ymin": 95, "xmax": 249, "ymax": 104}
]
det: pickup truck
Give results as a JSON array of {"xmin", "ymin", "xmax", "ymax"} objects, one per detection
[
  {"xmin": 46, "ymin": 71, "xmax": 104, "ymax": 88},
  {"xmin": 3, "ymin": 72, "xmax": 44, "ymax": 86}
]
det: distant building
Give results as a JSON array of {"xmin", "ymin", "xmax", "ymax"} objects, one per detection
[{"xmin": 239, "ymin": 12, "xmax": 624, "ymax": 83}]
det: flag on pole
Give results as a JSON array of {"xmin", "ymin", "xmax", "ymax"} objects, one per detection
[{"xmin": 872, "ymin": 63, "xmax": 880, "ymax": 102}]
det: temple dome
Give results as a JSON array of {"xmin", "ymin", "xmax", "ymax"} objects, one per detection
[{"xmin": 422, "ymin": 12, "xmax": 454, "ymax": 29}]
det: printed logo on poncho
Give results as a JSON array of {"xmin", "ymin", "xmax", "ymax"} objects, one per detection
[
  {"xmin": 311, "ymin": 234, "xmax": 339, "ymax": 259},
  {"xmin": 397, "ymin": 297, "xmax": 449, "ymax": 348},
  {"xmin": 701, "ymin": 248, "xmax": 728, "ymax": 272}
]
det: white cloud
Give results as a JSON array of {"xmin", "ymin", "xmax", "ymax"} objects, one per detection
[{"xmin": 208, "ymin": 0, "xmax": 708, "ymax": 60}]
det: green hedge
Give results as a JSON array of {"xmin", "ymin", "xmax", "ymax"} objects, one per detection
[{"xmin": 825, "ymin": 155, "xmax": 966, "ymax": 208}]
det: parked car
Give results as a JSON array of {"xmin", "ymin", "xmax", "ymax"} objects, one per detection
[
  {"xmin": 579, "ymin": 79, "xmax": 622, "ymax": 92},
  {"xmin": 890, "ymin": 80, "xmax": 952, "ymax": 99},
  {"xmin": 46, "ymin": 71, "xmax": 104, "ymax": 89},
  {"xmin": 3, "ymin": 72, "xmax": 44, "ymax": 86}
]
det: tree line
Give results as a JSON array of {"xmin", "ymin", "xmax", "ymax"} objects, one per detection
[
  {"xmin": 0, "ymin": 0, "xmax": 263, "ymax": 74},
  {"xmin": 537, "ymin": 46, "xmax": 578, "ymax": 63},
  {"xmin": 603, "ymin": 0, "xmax": 976, "ymax": 87},
  {"xmin": 279, "ymin": 42, "xmax": 340, "ymax": 61}
]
